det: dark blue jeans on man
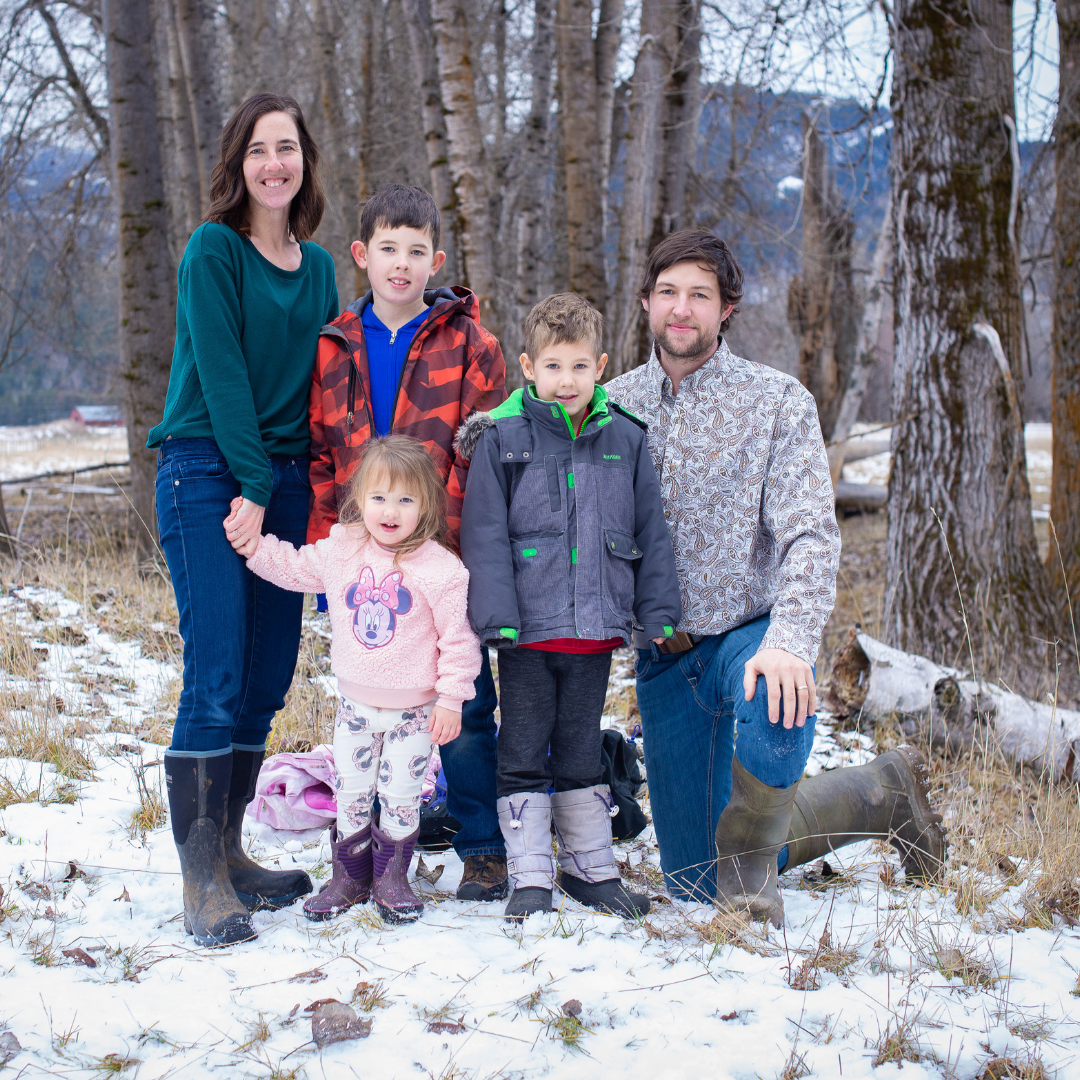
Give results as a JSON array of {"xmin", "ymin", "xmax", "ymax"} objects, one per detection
[
  {"xmin": 635, "ymin": 614, "xmax": 816, "ymax": 903},
  {"xmin": 439, "ymin": 650, "xmax": 505, "ymax": 859},
  {"xmin": 156, "ymin": 438, "xmax": 310, "ymax": 756}
]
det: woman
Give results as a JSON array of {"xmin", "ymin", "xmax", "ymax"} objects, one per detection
[{"xmin": 149, "ymin": 94, "xmax": 339, "ymax": 947}]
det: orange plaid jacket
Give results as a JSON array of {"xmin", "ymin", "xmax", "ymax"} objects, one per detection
[{"xmin": 307, "ymin": 286, "xmax": 506, "ymax": 547}]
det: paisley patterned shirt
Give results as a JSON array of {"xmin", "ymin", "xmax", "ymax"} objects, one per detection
[{"xmin": 605, "ymin": 340, "xmax": 840, "ymax": 665}]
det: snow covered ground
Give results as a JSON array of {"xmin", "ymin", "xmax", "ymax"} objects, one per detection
[
  {"xmin": 1, "ymin": 586, "xmax": 1078, "ymax": 1080},
  {"xmin": 0, "ymin": 422, "xmax": 128, "ymax": 484},
  {"xmin": 841, "ymin": 423, "xmax": 1053, "ymax": 520}
]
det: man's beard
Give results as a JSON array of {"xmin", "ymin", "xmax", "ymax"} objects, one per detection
[{"xmin": 651, "ymin": 318, "xmax": 720, "ymax": 362}]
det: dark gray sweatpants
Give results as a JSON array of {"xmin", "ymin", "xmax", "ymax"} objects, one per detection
[{"xmin": 495, "ymin": 648, "xmax": 613, "ymax": 797}]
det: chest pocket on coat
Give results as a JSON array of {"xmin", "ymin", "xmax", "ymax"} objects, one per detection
[{"xmin": 507, "ymin": 462, "xmax": 570, "ymax": 619}]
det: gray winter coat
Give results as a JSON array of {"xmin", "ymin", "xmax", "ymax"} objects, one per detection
[{"xmin": 456, "ymin": 385, "xmax": 681, "ymax": 648}]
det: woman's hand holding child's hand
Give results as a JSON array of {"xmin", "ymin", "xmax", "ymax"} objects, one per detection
[
  {"xmin": 428, "ymin": 706, "xmax": 461, "ymax": 746},
  {"xmin": 223, "ymin": 497, "xmax": 266, "ymax": 557}
]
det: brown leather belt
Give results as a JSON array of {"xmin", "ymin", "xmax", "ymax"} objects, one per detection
[{"xmin": 633, "ymin": 630, "xmax": 705, "ymax": 654}]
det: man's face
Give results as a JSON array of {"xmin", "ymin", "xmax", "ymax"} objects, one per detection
[{"xmin": 642, "ymin": 261, "xmax": 734, "ymax": 362}]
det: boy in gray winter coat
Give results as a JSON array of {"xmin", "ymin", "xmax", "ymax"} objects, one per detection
[{"xmin": 457, "ymin": 293, "xmax": 681, "ymax": 920}]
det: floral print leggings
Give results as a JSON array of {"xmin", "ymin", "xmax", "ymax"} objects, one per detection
[{"xmin": 334, "ymin": 698, "xmax": 434, "ymax": 839}]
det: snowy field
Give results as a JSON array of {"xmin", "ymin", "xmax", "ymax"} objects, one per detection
[
  {"xmin": 0, "ymin": 422, "xmax": 129, "ymax": 484},
  {"xmin": 1, "ymin": 586, "xmax": 1079, "ymax": 1080}
]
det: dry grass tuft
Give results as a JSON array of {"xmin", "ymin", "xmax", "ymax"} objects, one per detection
[
  {"xmin": 266, "ymin": 612, "xmax": 337, "ymax": 754},
  {"xmin": 696, "ymin": 911, "xmax": 783, "ymax": 957},
  {"xmin": 870, "ymin": 1016, "xmax": 923, "ymax": 1068}
]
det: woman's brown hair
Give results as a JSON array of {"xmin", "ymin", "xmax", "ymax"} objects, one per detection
[
  {"xmin": 339, "ymin": 436, "xmax": 452, "ymax": 565},
  {"xmin": 205, "ymin": 94, "xmax": 326, "ymax": 242}
]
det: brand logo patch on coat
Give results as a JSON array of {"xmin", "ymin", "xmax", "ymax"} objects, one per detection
[
  {"xmin": 345, "ymin": 567, "xmax": 412, "ymax": 648},
  {"xmin": 603, "ymin": 454, "xmax": 621, "ymax": 460}
]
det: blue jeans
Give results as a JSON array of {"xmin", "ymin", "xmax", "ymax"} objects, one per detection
[
  {"xmin": 438, "ymin": 650, "xmax": 505, "ymax": 859},
  {"xmin": 156, "ymin": 438, "xmax": 310, "ymax": 754},
  {"xmin": 634, "ymin": 615, "xmax": 816, "ymax": 902}
]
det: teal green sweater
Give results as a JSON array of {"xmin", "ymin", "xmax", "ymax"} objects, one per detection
[{"xmin": 148, "ymin": 222, "xmax": 339, "ymax": 505}]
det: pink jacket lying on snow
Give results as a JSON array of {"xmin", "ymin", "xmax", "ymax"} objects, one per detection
[{"xmin": 247, "ymin": 527, "xmax": 481, "ymax": 711}]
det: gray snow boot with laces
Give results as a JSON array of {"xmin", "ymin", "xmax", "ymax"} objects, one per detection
[
  {"xmin": 552, "ymin": 785, "xmax": 650, "ymax": 918},
  {"xmin": 498, "ymin": 792, "xmax": 554, "ymax": 921}
]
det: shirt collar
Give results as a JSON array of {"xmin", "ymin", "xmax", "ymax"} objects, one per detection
[{"xmin": 646, "ymin": 337, "xmax": 732, "ymax": 399}]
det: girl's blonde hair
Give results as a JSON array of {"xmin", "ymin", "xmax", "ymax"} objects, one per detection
[{"xmin": 339, "ymin": 435, "xmax": 451, "ymax": 562}]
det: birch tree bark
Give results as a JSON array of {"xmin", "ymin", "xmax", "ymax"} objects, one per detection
[
  {"xmin": 432, "ymin": 0, "xmax": 501, "ymax": 343},
  {"xmin": 223, "ymin": 0, "xmax": 281, "ymax": 108},
  {"xmin": 160, "ymin": 0, "xmax": 201, "ymax": 254},
  {"xmin": 1050, "ymin": 0, "xmax": 1080, "ymax": 603},
  {"xmin": 313, "ymin": 0, "xmax": 359, "ymax": 307},
  {"xmin": 593, "ymin": 0, "xmax": 623, "ymax": 240},
  {"xmin": 886, "ymin": 0, "xmax": 1053, "ymax": 688},
  {"xmin": 556, "ymin": 0, "xmax": 605, "ymax": 309},
  {"xmin": 514, "ymin": 0, "xmax": 555, "ymax": 359},
  {"xmin": 827, "ymin": 194, "xmax": 893, "ymax": 485},
  {"xmin": 655, "ymin": 0, "xmax": 700, "ymax": 237},
  {"xmin": 103, "ymin": 0, "xmax": 176, "ymax": 557},
  {"xmin": 787, "ymin": 116, "xmax": 857, "ymax": 441},
  {"xmin": 610, "ymin": 0, "xmax": 678, "ymax": 373},
  {"xmin": 400, "ymin": 0, "xmax": 461, "ymax": 284},
  {"xmin": 174, "ymin": 0, "xmax": 222, "ymax": 211}
]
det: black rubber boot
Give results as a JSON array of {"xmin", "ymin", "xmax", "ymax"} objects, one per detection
[
  {"xmin": 165, "ymin": 752, "xmax": 257, "ymax": 947},
  {"xmin": 714, "ymin": 757, "xmax": 798, "ymax": 928},
  {"xmin": 504, "ymin": 886, "xmax": 553, "ymax": 920},
  {"xmin": 784, "ymin": 746, "xmax": 945, "ymax": 882},
  {"xmin": 559, "ymin": 874, "xmax": 650, "ymax": 917},
  {"xmin": 225, "ymin": 748, "xmax": 313, "ymax": 910}
]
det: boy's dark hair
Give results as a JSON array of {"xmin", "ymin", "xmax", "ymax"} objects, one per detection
[
  {"xmin": 523, "ymin": 293, "xmax": 604, "ymax": 361},
  {"xmin": 639, "ymin": 230, "xmax": 744, "ymax": 334},
  {"xmin": 207, "ymin": 94, "xmax": 325, "ymax": 242},
  {"xmin": 359, "ymin": 184, "xmax": 441, "ymax": 251}
]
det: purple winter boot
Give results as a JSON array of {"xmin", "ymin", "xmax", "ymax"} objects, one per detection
[
  {"xmin": 370, "ymin": 821, "xmax": 423, "ymax": 923},
  {"xmin": 303, "ymin": 824, "xmax": 372, "ymax": 922}
]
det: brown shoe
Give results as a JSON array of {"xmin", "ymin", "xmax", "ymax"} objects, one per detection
[{"xmin": 456, "ymin": 854, "xmax": 510, "ymax": 902}]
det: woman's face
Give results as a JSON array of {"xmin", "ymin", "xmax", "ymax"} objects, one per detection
[{"xmin": 243, "ymin": 111, "xmax": 304, "ymax": 219}]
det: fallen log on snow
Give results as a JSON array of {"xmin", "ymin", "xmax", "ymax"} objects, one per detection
[{"xmin": 825, "ymin": 628, "xmax": 1080, "ymax": 783}]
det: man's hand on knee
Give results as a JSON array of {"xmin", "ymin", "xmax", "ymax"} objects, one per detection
[{"xmin": 742, "ymin": 649, "xmax": 816, "ymax": 729}]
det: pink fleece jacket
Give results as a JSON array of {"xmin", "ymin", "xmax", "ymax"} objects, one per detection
[{"xmin": 247, "ymin": 526, "xmax": 481, "ymax": 711}]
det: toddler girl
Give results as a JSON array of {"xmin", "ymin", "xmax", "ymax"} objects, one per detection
[{"xmin": 240, "ymin": 435, "xmax": 480, "ymax": 922}]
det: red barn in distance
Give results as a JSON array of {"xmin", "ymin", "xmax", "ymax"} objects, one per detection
[{"xmin": 70, "ymin": 405, "xmax": 123, "ymax": 427}]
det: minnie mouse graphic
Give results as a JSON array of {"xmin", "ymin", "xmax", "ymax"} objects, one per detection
[{"xmin": 344, "ymin": 567, "xmax": 413, "ymax": 649}]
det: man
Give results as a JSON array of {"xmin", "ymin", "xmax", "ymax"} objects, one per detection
[{"xmin": 606, "ymin": 230, "xmax": 944, "ymax": 925}]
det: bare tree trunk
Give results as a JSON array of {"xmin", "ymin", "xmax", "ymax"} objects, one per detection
[
  {"xmin": 594, "ymin": 0, "xmax": 624, "ymax": 250},
  {"xmin": 610, "ymin": 0, "xmax": 677, "ymax": 373},
  {"xmin": 827, "ymin": 194, "xmax": 893, "ymax": 485},
  {"xmin": 223, "ymin": 0, "xmax": 281, "ymax": 109},
  {"xmin": 159, "ymin": 0, "xmax": 201, "ymax": 255},
  {"xmin": 400, "ymin": 0, "xmax": 461, "ymax": 284},
  {"xmin": 886, "ymin": 0, "xmax": 1053, "ymax": 689},
  {"xmin": 656, "ymin": 0, "xmax": 701, "ymax": 236},
  {"xmin": 0, "ymin": 490, "xmax": 13, "ymax": 559},
  {"xmin": 1050, "ymin": 0, "xmax": 1080, "ymax": 604},
  {"xmin": 432, "ymin": 0, "xmax": 501, "ymax": 343},
  {"xmin": 174, "ymin": 0, "xmax": 222, "ymax": 211},
  {"xmin": 787, "ymin": 115, "xmax": 857, "ymax": 441},
  {"xmin": 104, "ymin": 0, "xmax": 177, "ymax": 558},
  {"xmin": 555, "ymin": 0, "xmax": 605, "ymax": 310},
  {"xmin": 313, "ymin": 0, "xmax": 359, "ymax": 307},
  {"xmin": 514, "ymin": 0, "xmax": 555, "ymax": 370}
]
